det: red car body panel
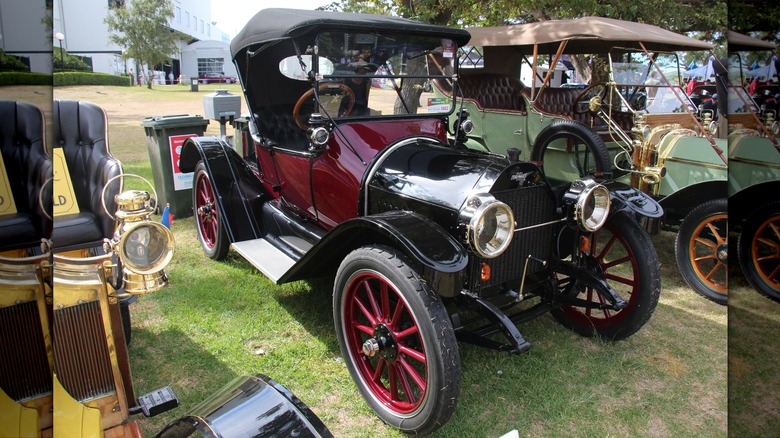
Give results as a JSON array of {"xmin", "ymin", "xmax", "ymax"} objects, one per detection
[{"xmin": 255, "ymin": 118, "xmax": 448, "ymax": 229}]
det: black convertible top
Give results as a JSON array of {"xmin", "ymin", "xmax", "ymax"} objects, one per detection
[{"xmin": 230, "ymin": 8, "xmax": 471, "ymax": 58}]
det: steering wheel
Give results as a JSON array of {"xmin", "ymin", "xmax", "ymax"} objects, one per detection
[
  {"xmin": 572, "ymin": 83, "xmax": 608, "ymax": 114},
  {"xmin": 293, "ymin": 83, "xmax": 355, "ymax": 129}
]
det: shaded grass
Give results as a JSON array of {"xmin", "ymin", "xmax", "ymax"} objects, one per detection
[
  {"xmin": 54, "ymin": 86, "xmax": 727, "ymax": 437},
  {"xmin": 728, "ymin": 231, "xmax": 780, "ymax": 437}
]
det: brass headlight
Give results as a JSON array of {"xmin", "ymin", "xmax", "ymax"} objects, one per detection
[
  {"xmin": 462, "ymin": 194, "xmax": 515, "ymax": 258},
  {"xmin": 563, "ymin": 178, "xmax": 610, "ymax": 232},
  {"xmin": 118, "ymin": 221, "xmax": 174, "ymax": 275}
]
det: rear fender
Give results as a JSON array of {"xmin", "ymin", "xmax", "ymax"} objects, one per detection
[
  {"xmin": 281, "ymin": 211, "xmax": 468, "ymax": 297},
  {"xmin": 657, "ymin": 180, "xmax": 727, "ymax": 226},
  {"xmin": 179, "ymin": 136, "xmax": 265, "ymax": 243}
]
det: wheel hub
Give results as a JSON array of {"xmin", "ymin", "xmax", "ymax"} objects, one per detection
[
  {"xmin": 717, "ymin": 243, "xmax": 728, "ymax": 265},
  {"xmin": 197, "ymin": 203, "xmax": 213, "ymax": 219},
  {"xmin": 361, "ymin": 324, "xmax": 397, "ymax": 361}
]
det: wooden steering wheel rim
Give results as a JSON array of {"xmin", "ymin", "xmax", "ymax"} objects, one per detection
[
  {"xmin": 293, "ymin": 83, "xmax": 355, "ymax": 129},
  {"xmin": 572, "ymin": 82, "xmax": 607, "ymax": 114}
]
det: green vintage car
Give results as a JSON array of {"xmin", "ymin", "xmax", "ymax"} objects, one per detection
[
  {"xmin": 726, "ymin": 31, "xmax": 780, "ymax": 301},
  {"xmin": 433, "ymin": 17, "xmax": 729, "ymax": 304}
]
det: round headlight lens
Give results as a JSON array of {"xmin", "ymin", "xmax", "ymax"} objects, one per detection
[
  {"xmin": 469, "ymin": 200, "xmax": 514, "ymax": 258},
  {"xmin": 119, "ymin": 222, "xmax": 174, "ymax": 274},
  {"xmin": 576, "ymin": 183, "xmax": 610, "ymax": 232}
]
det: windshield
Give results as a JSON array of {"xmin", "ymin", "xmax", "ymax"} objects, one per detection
[
  {"xmin": 609, "ymin": 51, "xmax": 696, "ymax": 114},
  {"xmin": 306, "ymin": 31, "xmax": 456, "ymax": 119}
]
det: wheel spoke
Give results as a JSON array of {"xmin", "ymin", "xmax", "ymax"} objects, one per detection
[
  {"xmin": 398, "ymin": 344, "xmax": 426, "ymax": 364},
  {"xmin": 397, "ymin": 364, "xmax": 417, "ymax": 404},
  {"xmin": 354, "ymin": 322, "xmax": 374, "ymax": 336},
  {"xmin": 390, "ymin": 296, "xmax": 405, "ymax": 327},
  {"xmin": 354, "ymin": 295, "xmax": 379, "ymax": 327},
  {"xmin": 380, "ymin": 282, "xmax": 390, "ymax": 323},
  {"xmin": 372, "ymin": 357, "xmax": 386, "ymax": 382},
  {"xmin": 387, "ymin": 363, "xmax": 399, "ymax": 401},
  {"xmin": 364, "ymin": 280, "xmax": 382, "ymax": 321},
  {"xmin": 395, "ymin": 325, "xmax": 419, "ymax": 342},
  {"xmin": 399, "ymin": 356, "xmax": 426, "ymax": 394}
]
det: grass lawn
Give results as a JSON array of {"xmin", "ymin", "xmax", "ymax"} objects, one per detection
[{"xmin": 50, "ymin": 85, "xmax": 729, "ymax": 437}]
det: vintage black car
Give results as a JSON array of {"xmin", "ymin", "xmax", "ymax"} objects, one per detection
[{"xmin": 180, "ymin": 9, "xmax": 662, "ymax": 434}]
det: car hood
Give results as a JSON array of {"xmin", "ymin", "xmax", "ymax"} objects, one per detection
[{"xmin": 367, "ymin": 138, "xmax": 509, "ymax": 211}]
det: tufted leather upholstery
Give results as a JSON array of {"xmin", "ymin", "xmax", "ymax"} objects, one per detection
[
  {"xmin": 454, "ymin": 74, "xmax": 526, "ymax": 113},
  {"xmin": 51, "ymin": 100, "xmax": 122, "ymax": 251},
  {"xmin": 532, "ymin": 88, "xmax": 634, "ymax": 134},
  {"xmin": 254, "ymin": 106, "xmax": 308, "ymax": 150},
  {"xmin": 0, "ymin": 100, "xmax": 52, "ymax": 252}
]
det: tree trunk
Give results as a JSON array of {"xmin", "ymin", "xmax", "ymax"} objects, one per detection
[{"xmin": 393, "ymin": 56, "xmax": 426, "ymax": 115}]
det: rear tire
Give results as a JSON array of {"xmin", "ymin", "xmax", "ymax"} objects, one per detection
[
  {"xmin": 193, "ymin": 161, "xmax": 229, "ymax": 260},
  {"xmin": 738, "ymin": 201, "xmax": 780, "ymax": 302},
  {"xmin": 333, "ymin": 245, "xmax": 460, "ymax": 435},
  {"xmin": 675, "ymin": 199, "xmax": 728, "ymax": 305}
]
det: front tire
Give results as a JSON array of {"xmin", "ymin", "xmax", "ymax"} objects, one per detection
[
  {"xmin": 193, "ymin": 161, "xmax": 229, "ymax": 260},
  {"xmin": 675, "ymin": 199, "xmax": 728, "ymax": 305},
  {"xmin": 333, "ymin": 246, "xmax": 460, "ymax": 435},
  {"xmin": 738, "ymin": 202, "xmax": 780, "ymax": 302},
  {"xmin": 552, "ymin": 211, "xmax": 661, "ymax": 340}
]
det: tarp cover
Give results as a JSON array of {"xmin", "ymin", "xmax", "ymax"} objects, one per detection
[
  {"xmin": 727, "ymin": 30, "xmax": 777, "ymax": 53},
  {"xmin": 230, "ymin": 8, "xmax": 471, "ymax": 58},
  {"xmin": 465, "ymin": 17, "xmax": 714, "ymax": 54}
]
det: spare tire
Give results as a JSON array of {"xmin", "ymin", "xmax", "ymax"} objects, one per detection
[{"xmin": 530, "ymin": 119, "xmax": 611, "ymax": 180}]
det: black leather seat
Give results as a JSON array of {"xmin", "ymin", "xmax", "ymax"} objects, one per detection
[
  {"xmin": 0, "ymin": 100, "xmax": 52, "ymax": 252},
  {"xmin": 51, "ymin": 100, "xmax": 122, "ymax": 252}
]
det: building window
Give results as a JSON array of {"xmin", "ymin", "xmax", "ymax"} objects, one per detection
[
  {"xmin": 197, "ymin": 58, "xmax": 224, "ymax": 76},
  {"xmin": 200, "ymin": 20, "xmax": 204, "ymax": 33},
  {"xmin": 193, "ymin": 16, "xmax": 197, "ymax": 31},
  {"xmin": 185, "ymin": 12, "xmax": 189, "ymax": 27},
  {"xmin": 108, "ymin": 0, "xmax": 125, "ymax": 9},
  {"xmin": 206, "ymin": 24, "xmax": 210, "ymax": 37},
  {"xmin": 175, "ymin": 7, "xmax": 181, "ymax": 23}
]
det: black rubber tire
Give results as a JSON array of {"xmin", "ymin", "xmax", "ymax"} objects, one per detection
[
  {"xmin": 675, "ymin": 199, "xmax": 728, "ymax": 305},
  {"xmin": 333, "ymin": 245, "xmax": 461, "ymax": 435},
  {"xmin": 193, "ymin": 161, "xmax": 229, "ymax": 260},
  {"xmin": 551, "ymin": 211, "xmax": 661, "ymax": 341},
  {"xmin": 530, "ymin": 119, "xmax": 611, "ymax": 180},
  {"xmin": 738, "ymin": 201, "xmax": 780, "ymax": 302}
]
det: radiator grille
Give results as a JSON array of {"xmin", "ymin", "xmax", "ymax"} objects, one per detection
[
  {"xmin": 0, "ymin": 301, "xmax": 51, "ymax": 401},
  {"xmin": 471, "ymin": 185, "xmax": 559, "ymax": 290},
  {"xmin": 53, "ymin": 301, "xmax": 115, "ymax": 402}
]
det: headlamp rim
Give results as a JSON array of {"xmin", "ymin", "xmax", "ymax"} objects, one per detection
[
  {"xmin": 117, "ymin": 220, "xmax": 175, "ymax": 275},
  {"xmin": 466, "ymin": 197, "xmax": 515, "ymax": 259}
]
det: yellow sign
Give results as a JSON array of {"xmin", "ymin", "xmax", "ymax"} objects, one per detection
[
  {"xmin": 53, "ymin": 148, "xmax": 80, "ymax": 216},
  {"xmin": 0, "ymin": 154, "xmax": 18, "ymax": 216}
]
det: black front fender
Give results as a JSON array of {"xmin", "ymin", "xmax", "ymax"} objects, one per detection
[
  {"xmin": 280, "ymin": 210, "xmax": 468, "ymax": 296},
  {"xmin": 602, "ymin": 181, "xmax": 664, "ymax": 234},
  {"xmin": 180, "ymin": 136, "xmax": 265, "ymax": 243}
]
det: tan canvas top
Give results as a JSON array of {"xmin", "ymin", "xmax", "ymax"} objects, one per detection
[
  {"xmin": 465, "ymin": 16, "xmax": 714, "ymax": 54},
  {"xmin": 727, "ymin": 30, "xmax": 777, "ymax": 52}
]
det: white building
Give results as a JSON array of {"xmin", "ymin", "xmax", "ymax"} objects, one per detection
[
  {"xmin": 52, "ymin": 0, "xmax": 234, "ymax": 82},
  {"xmin": 0, "ymin": 1, "xmax": 53, "ymax": 74}
]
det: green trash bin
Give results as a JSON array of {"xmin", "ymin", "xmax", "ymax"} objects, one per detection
[{"xmin": 141, "ymin": 114, "xmax": 210, "ymax": 219}]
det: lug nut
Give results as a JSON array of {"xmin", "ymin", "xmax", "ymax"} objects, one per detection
[{"xmin": 362, "ymin": 338, "xmax": 379, "ymax": 357}]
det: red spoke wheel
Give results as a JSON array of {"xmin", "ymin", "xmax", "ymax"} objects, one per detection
[
  {"xmin": 552, "ymin": 211, "xmax": 661, "ymax": 340},
  {"xmin": 193, "ymin": 161, "xmax": 229, "ymax": 260},
  {"xmin": 675, "ymin": 199, "xmax": 728, "ymax": 304},
  {"xmin": 738, "ymin": 202, "xmax": 780, "ymax": 302},
  {"xmin": 334, "ymin": 246, "xmax": 460, "ymax": 434}
]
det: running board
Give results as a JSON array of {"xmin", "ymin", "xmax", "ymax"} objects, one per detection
[{"xmin": 231, "ymin": 239, "xmax": 296, "ymax": 284}]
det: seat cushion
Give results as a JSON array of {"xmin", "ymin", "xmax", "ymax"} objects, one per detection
[
  {"xmin": 0, "ymin": 213, "xmax": 39, "ymax": 252},
  {"xmin": 50, "ymin": 212, "xmax": 106, "ymax": 251}
]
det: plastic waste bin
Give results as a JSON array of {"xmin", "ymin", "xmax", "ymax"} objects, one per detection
[
  {"xmin": 141, "ymin": 114, "xmax": 210, "ymax": 219},
  {"xmin": 190, "ymin": 77, "xmax": 199, "ymax": 92}
]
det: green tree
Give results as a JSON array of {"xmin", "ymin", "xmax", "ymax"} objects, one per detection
[
  {"xmin": 105, "ymin": 0, "xmax": 177, "ymax": 89},
  {"xmin": 323, "ymin": 0, "xmax": 726, "ymax": 31}
]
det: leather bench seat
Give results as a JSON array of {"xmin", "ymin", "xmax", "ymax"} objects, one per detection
[
  {"xmin": 0, "ymin": 100, "xmax": 51, "ymax": 252},
  {"xmin": 255, "ymin": 106, "xmax": 308, "ymax": 150},
  {"xmin": 51, "ymin": 100, "xmax": 122, "ymax": 252}
]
